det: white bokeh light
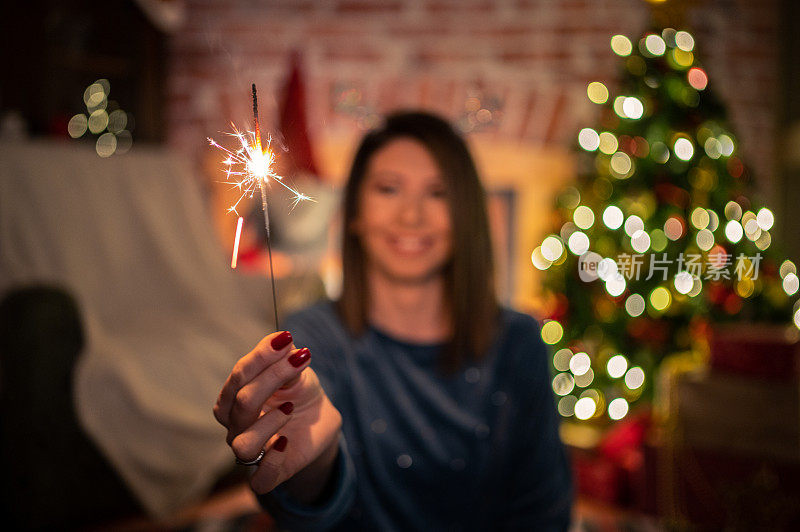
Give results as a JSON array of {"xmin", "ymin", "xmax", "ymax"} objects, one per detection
[
  {"xmin": 606, "ymin": 354, "xmax": 628, "ymax": 379},
  {"xmin": 624, "ymin": 366, "xmax": 645, "ymax": 389},
  {"xmin": 608, "ymin": 398, "xmax": 629, "ymax": 420},
  {"xmin": 574, "ymin": 397, "xmax": 597, "ymax": 420},
  {"xmin": 603, "ymin": 206, "xmax": 624, "ymax": 229}
]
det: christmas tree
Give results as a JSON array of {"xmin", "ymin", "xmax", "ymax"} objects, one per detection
[{"xmin": 534, "ymin": 27, "xmax": 800, "ymax": 423}]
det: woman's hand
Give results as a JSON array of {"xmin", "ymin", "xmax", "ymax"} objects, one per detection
[{"xmin": 214, "ymin": 331, "xmax": 342, "ymax": 500}]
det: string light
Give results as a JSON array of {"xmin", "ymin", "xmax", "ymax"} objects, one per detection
[
  {"xmin": 541, "ymin": 235, "xmax": 565, "ymax": 261},
  {"xmin": 573, "ymin": 206, "xmax": 595, "ymax": 229},
  {"xmin": 541, "ymin": 320, "xmax": 564, "ymax": 344},
  {"xmin": 725, "ymin": 220, "xmax": 744, "ymax": 243},
  {"xmin": 558, "ymin": 395, "xmax": 578, "ymax": 417},
  {"xmin": 624, "ymin": 215, "xmax": 644, "ymax": 236},
  {"xmin": 606, "ymin": 354, "xmax": 628, "ymax": 378},
  {"xmin": 674, "ymin": 137, "xmax": 694, "ymax": 161},
  {"xmin": 579, "ymin": 128, "xmax": 600, "ymax": 151},
  {"xmin": 568, "ymin": 231, "xmax": 590, "ymax": 255},
  {"xmin": 608, "ymin": 398, "xmax": 629, "ymax": 420},
  {"xmin": 569, "ymin": 352, "xmax": 591, "ymax": 376},
  {"xmin": 553, "ymin": 348, "xmax": 573, "ymax": 371},
  {"xmin": 574, "ymin": 397, "xmax": 597, "ymax": 420},
  {"xmin": 650, "ymin": 287, "xmax": 671, "ymax": 311},
  {"xmin": 603, "ymin": 206, "xmax": 624, "ymax": 229},
  {"xmin": 675, "ymin": 31, "xmax": 695, "ymax": 51},
  {"xmin": 587, "ymin": 82, "xmax": 609, "ymax": 104},
  {"xmin": 611, "ymin": 34, "xmax": 633, "ymax": 56},
  {"xmin": 624, "ymin": 366, "xmax": 645, "ymax": 389},
  {"xmin": 552, "ymin": 373, "xmax": 575, "ymax": 396}
]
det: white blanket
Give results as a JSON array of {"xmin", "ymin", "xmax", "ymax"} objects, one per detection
[{"xmin": 0, "ymin": 140, "xmax": 317, "ymax": 517}]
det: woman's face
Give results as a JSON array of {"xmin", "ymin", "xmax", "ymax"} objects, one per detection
[{"xmin": 354, "ymin": 138, "xmax": 453, "ymax": 285}]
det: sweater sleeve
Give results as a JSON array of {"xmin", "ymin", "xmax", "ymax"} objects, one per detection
[
  {"xmin": 257, "ymin": 433, "xmax": 357, "ymax": 531},
  {"xmin": 498, "ymin": 316, "xmax": 573, "ymax": 531}
]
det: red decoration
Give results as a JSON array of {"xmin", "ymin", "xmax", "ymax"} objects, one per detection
[{"xmin": 279, "ymin": 52, "xmax": 319, "ymax": 179}]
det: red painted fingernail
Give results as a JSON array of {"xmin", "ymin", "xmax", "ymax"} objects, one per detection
[
  {"xmin": 271, "ymin": 331, "xmax": 293, "ymax": 350},
  {"xmin": 278, "ymin": 401, "xmax": 294, "ymax": 415},
  {"xmin": 273, "ymin": 435, "xmax": 288, "ymax": 452},
  {"xmin": 288, "ymin": 347, "xmax": 310, "ymax": 368}
]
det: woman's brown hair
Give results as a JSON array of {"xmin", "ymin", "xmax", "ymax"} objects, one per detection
[{"xmin": 337, "ymin": 111, "xmax": 498, "ymax": 373}]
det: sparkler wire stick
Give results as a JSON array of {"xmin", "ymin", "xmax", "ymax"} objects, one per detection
[{"xmin": 252, "ymin": 83, "xmax": 281, "ymax": 329}]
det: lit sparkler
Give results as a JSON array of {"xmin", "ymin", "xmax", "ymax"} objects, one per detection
[{"xmin": 208, "ymin": 84, "xmax": 313, "ymax": 328}]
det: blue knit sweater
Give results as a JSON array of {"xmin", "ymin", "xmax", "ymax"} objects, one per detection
[{"xmin": 259, "ymin": 301, "xmax": 573, "ymax": 531}]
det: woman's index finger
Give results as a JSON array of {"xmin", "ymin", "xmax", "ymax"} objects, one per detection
[{"xmin": 214, "ymin": 331, "xmax": 294, "ymax": 427}]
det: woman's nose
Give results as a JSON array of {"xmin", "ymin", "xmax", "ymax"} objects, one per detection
[{"xmin": 398, "ymin": 194, "xmax": 424, "ymax": 226}]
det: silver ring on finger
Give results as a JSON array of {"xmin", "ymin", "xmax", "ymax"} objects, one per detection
[{"xmin": 235, "ymin": 448, "xmax": 266, "ymax": 466}]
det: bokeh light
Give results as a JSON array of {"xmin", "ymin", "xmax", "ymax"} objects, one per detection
[
  {"xmin": 68, "ymin": 114, "xmax": 88, "ymax": 138},
  {"xmin": 568, "ymin": 231, "xmax": 590, "ymax": 255},
  {"xmin": 541, "ymin": 320, "xmax": 564, "ymax": 344},
  {"xmin": 578, "ymin": 128, "xmax": 600, "ymax": 151},
  {"xmin": 650, "ymin": 287, "xmax": 671, "ymax": 311},
  {"xmin": 624, "ymin": 366, "xmax": 646, "ymax": 390},
  {"xmin": 625, "ymin": 294, "xmax": 646, "ymax": 317},
  {"xmin": 687, "ymin": 68, "xmax": 708, "ymax": 90},
  {"xmin": 598, "ymin": 132, "xmax": 619, "ymax": 154},
  {"xmin": 611, "ymin": 34, "xmax": 633, "ymax": 56},
  {"xmin": 674, "ymin": 271, "xmax": 694, "ymax": 294},
  {"xmin": 603, "ymin": 206, "xmax": 624, "ymax": 229},
  {"xmin": 757, "ymin": 208, "xmax": 774, "ymax": 230},
  {"xmin": 784, "ymin": 273, "xmax": 799, "ymax": 296},
  {"xmin": 605, "ymin": 274, "xmax": 627, "ymax": 297},
  {"xmin": 554, "ymin": 348, "xmax": 573, "ymax": 371},
  {"xmin": 624, "ymin": 215, "xmax": 644, "ymax": 236},
  {"xmin": 691, "ymin": 207, "xmax": 710, "ymax": 230},
  {"xmin": 675, "ymin": 31, "xmax": 695, "ymax": 51},
  {"xmin": 607, "ymin": 354, "xmax": 628, "ymax": 378},
  {"xmin": 725, "ymin": 220, "xmax": 744, "ymax": 243},
  {"xmin": 574, "ymin": 368, "xmax": 595, "ymax": 388},
  {"xmin": 559, "ymin": 395, "xmax": 578, "ymax": 417},
  {"xmin": 552, "ymin": 373, "xmax": 575, "ymax": 396},
  {"xmin": 574, "ymin": 397, "xmax": 597, "ymax": 420},
  {"xmin": 107, "ymin": 110, "xmax": 128, "ymax": 134},
  {"xmin": 83, "ymin": 81, "xmax": 107, "ymax": 109},
  {"xmin": 724, "ymin": 201, "xmax": 742, "ymax": 220},
  {"xmin": 622, "ymin": 97, "xmax": 644, "ymax": 119},
  {"xmin": 573, "ymin": 206, "xmax": 595, "ymax": 230},
  {"xmin": 718, "ymin": 135, "xmax": 735, "ymax": 156},
  {"xmin": 704, "ymin": 137, "xmax": 722, "ymax": 159},
  {"xmin": 696, "ymin": 229, "xmax": 715, "ymax": 251},
  {"xmin": 664, "ymin": 217, "xmax": 684, "ymax": 240},
  {"xmin": 541, "ymin": 235, "xmax": 565, "ymax": 261},
  {"xmin": 644, "ymin": 34, "xmax": 666, "ymax": 56},
  {"xmin": 96, "ymin": 132, "xmax": 117, "ymax": 158},
  {"xmin": 610, "ymin": 152, "xmax": 633, "ymax": 178},
  {"xmin": 531, "ymin": 246, "xmax": 551, "ymax": 270},
  {"xmin": 674, "ymin": 137, "xmax": 694, "ymax": 161},
  {"xmin": 569, "ymin": 352, "xmax": 591, "ymax": 376},
  {"xmin": 608, "ymin": 397, "xmax": 629, "ymax": 420},
  {"xmin": 88, "ymin": 109, "xmax": 109, "ymax": 134},
  {"xmin": 780, "ymin": 260, "xmax": 797, "ymax": 279},
  {"xmin": 631, "ymin": 230, "xmax": 651, "ymax": 253},
  {"xmin": 587, "ymin": 82, "xmax": 609, "ymax": 104}
]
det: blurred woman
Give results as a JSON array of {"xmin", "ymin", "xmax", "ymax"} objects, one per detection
[{"xmin": 213, "ymin": 111, "xmax": 572, "ymax": 530}]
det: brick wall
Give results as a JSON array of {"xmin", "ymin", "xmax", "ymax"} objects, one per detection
[{"xmin": 167, "ymin": 0, "xmax": 779, "ymax": 197}]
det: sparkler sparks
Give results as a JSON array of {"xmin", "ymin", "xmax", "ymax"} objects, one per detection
[
  {"xmin": 207, "ymin": 127, "xmax": 313, "ymax": 219},
  {"xmin": 208, "ymin": 84, "xmax": 314, "ymax": 328}
]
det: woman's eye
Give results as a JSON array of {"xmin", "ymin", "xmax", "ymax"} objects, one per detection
[
  {"xmin": 375, "ymin": 183, "xmax": 399, "ymax": 194},
  {"xmin": 429, "ymin": 187, "xmax": 448, "ymax": 199}
]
